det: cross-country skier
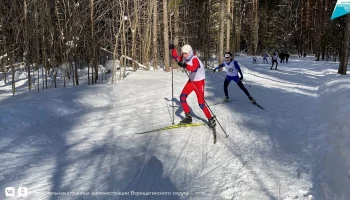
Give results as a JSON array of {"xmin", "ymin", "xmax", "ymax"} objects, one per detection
[
  {"xmin": 263, "ymin": 52, "xmax": 269, "ymax": 64},
  {"xmin": 270, "ymin": 51, "xmax": 279, "ymax": 70},
  {"xmin": 170, "ymin": 43, "xmax": 216, "ymax": 128},
  {"xmin": 212, "ymin": 52, "xmax": 256, "ymax": 104}
]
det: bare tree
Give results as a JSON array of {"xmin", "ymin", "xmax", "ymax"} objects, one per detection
[
  {"xmin": 131, "ymin": 0, "xmax": 139, "ymax": 71},
  {"xmin": 218, "ymin": 0, "xmax": 225, "ymax": 64},
  {"xmin": 0, "ymin": 0, "xmax": 347, "ymax": 94},
  {"xmin": 338, "ymin": 14, "xmax": 350, "ymax": 75},
  {"xmin": 226, "ymin": 0, "xmax": 231, "ymax": 52},
  {"xmin": 120, "ymin": 0, "xmax": 127, "ymax": 79},
  {"xmin": 90, "ymin": 0, "xmax": 94, "ymax": 84},
  {"xmin": 34, "ymin": 0, "xmax": 40, "ymax": 92},
  {"xmin": 152, "ymin": 0, "xmax": 158, "ymax": 69},
  {"xmin": 11, "ymin": 52, "xmax": 15, "ymax": 96},
  {"xmin": 163, "ymin": 0, "xmax": 170, "ymax": 72},
  {"xmin": 24, "ymin": 0, "xmax": 31, "ymax": 90},
  {"xmin": 233, "ymin": 0, "xmax": 243, "ymax": 55},
  {"xmin": 111, "ymin": 0, "xmax": 123, "ymax": 83},
  {"xmin": 142, "ymin": 0, "xmax": 152, "ymax": 70},
  {"xmin": 252, "ymin": 0, "xmax": 259, "ymax": 55}
]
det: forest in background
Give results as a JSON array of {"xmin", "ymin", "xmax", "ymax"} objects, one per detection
[{"xmin": 0, "ymin": 0, "xmax": 348, "ymax": 93}]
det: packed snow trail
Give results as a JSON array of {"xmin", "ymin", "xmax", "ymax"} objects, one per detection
[{"xmin": 0, "ymin": 56, "xmax": 343, "ymax": 199}]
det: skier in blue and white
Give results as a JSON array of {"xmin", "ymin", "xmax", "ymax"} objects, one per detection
[{"xmin": 213, "ymin": 52, "xmax": 256, "ymax": 103}]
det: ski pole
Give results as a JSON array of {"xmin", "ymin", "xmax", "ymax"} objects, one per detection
[
  {"xmin": 212, "ymin": 72, "xmax": 225, "ymax": 80},
  {"xmin": 182, "ymin": 69, "xmax": 229, "ymax": 138},
  {"xmin": 213, "ymin": 69, "xmax": 251, "ymax": 88},
  {"xmin": 171, "ymin": 52, "xmax": 175, "ymax": 125},
  {"xmin": 243, "ymin": 80, "xmax": 251, "ymax": 88}
]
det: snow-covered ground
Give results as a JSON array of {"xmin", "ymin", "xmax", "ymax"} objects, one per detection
[{"xmin": 0, "ymin": 56, "xmax": 349, "ymax": 200}]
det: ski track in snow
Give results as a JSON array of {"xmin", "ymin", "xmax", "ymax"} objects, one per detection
[{"xmin": 0, "ymin": 56, "xmax": 345, "ymax": 200}]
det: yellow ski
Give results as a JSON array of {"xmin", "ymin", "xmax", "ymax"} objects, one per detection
[{"xmin": 135, "ymin": 123, "xmax": 206, "ymax": 134}]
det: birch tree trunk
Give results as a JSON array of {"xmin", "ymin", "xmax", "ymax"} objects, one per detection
[{"xmin": 112, "ymin": 0, "xmax": 123, "ymax": 83}]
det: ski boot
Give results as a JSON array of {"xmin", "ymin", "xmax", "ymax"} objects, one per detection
[
  {"xmin": 275, "ymin": 67, "xmax": 278, "ymax": 70},
  {"xmin": 248, "ymin": 96, "xmax": 256, "ymax": 104},
  {"xmin": 208, "ymin": 117, "xmax": 216, "ymax": 128},
  {"xmin": 224, "ymin": 96, "xmax": 229, "ymax": 102},
  {"xmin": 180, "ymin": 113, "xmax": 192, "ymax": 125}
]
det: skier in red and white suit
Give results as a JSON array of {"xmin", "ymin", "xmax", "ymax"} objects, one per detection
[{"xmin": 170, "ymin": 43, "xmax": 215, "ymax": 128}]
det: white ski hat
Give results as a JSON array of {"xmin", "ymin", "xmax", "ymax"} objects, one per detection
[
  {"xmin": 224, "ymin": 52, "xmax": 232, "ymax": 58},
  {"xmin": 181, "ymin": 44, "xmax": 192, "ymax": 54}
]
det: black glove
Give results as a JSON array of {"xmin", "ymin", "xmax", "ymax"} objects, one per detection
[
  {"xmin": 178, "ymin": 61, "xmax": 187, "ymax": 68},
  {"xmin": 213, "ymin": 68, "xmax": 217, "ymax": 73},
  {"xmin": 239, "ymin": 76, "xmax": 243, "ymax": 81},
  {"xmin": 169, "ymin": 43, "xmax": 175, "ymax": 50}
]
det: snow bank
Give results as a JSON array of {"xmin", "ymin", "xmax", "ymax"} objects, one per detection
[{"xmin": 318, "ymin": 75, "xmax": 350, "ymax": 200}]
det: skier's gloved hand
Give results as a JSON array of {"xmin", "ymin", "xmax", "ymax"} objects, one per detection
[
  {"xmin": 178, "ymin": 61, "xmax": 187, "ymax": 68},
  {"xmin": 169, "ymin": 43, "xmax": 175, "ymax": 50},
  {"xmin": 238, "ymin": 70, "xmax": 243, "ymax": 80},
  {"xmin": 213, "ymin": 68, "xmax": 217, "ymax": 73}
]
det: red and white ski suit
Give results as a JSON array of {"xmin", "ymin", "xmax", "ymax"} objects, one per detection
[{"xmin": 171, "ymin": 48, "xmax": 212, "ymax": 119}]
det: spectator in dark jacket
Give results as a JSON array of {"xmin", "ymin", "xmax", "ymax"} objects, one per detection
[
  {"xmin": 285, "ymin": 52, "xmax": 290, "ymax": 63},
  {"xmin": 280, "ymin": 53, "xmax": 285, "ymax": 63}
]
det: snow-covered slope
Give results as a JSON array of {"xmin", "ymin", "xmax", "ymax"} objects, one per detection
[
  {"xmin": 0, "ymin": 56, "xmax": 349, "ymax": 200},
  {"xmin": 318, "ymin": 75, "xmax": 350, "ymax": 200}
]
